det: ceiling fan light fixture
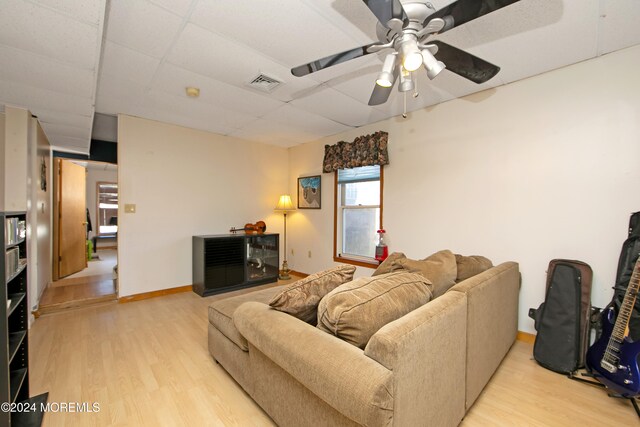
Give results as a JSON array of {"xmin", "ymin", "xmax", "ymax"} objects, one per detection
[
  {"xmin": 399, "ymin": 69, "xmax": 414, "ymax": 92},
  {"xmin": 399, "ymin": 37, "xmax": 423, "ymax": 72},
  {"xmin": 421, "ymin": 49, "xmax": 446, "ymax": 80},
  {"xmin": 376, "ymin": 53, "xmax": 397, "ymax": 87}
]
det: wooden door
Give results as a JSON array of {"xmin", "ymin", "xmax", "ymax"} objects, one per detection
[{"xmin": 55, "ymin": 159, "xmax": 87, "ymax": 278}]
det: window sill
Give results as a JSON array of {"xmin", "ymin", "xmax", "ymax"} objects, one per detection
[{"xmin": 334, "ymin": 255, "xmax": 379, "ymax": 269}]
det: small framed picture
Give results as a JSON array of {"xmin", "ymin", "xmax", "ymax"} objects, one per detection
[{"xmin": 298, "ymin": 175, "xmax": 321, "ymax": 209}]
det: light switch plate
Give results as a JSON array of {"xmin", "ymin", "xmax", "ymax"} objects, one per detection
[{"xmin": 125, "ymin": 204, "xmax": 136, "ymax": 213}]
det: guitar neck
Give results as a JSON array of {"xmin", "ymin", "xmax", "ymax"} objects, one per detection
[{"xmin": 611, "ymin": 258, "xmax": 640, "ymax": 342}]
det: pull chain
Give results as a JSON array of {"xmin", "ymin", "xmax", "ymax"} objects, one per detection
[{"xmin": 402, "ymin": 91, "xmax": 407, "ymax": 118}]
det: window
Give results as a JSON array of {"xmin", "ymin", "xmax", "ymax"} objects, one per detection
[
  {"xmin": 334, "ymin": 165, "xmax": 383, "ymax": 267},
  {"xmin": 97, "ymin": 182, "xmax": 118, "ymax": 235}
]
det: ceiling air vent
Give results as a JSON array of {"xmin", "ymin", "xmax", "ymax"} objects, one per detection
[{"xmin": 247, "ymin": 73, "xmax": 282, "ymax": 93}]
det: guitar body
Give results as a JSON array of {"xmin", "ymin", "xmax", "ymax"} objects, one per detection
[{"xmin": 586, "ymin": 306, "xmax": 640, "ymax": 397}]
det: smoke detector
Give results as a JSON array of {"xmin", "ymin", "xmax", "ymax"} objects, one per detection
[{"xmin": 247, "ymin": 73, "xmax": 282, "ymax": 93}]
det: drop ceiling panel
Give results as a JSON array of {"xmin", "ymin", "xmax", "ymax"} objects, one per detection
[
  {"xmin": 151, "ymin": 63, "xmax": 284, "ymax": 118},
  {"xmin": 40, "ymin": 122, "xmax": 90, "ymax": 140},
  {"xmin": 300, "ymin": 0, "xmax": 379, "ymax": 43},
  {"xmin": 0, "ymin": 80, "xmax": 93, "ymax": 116},
  {"xmin": 0, "ymin": 45, "xmax": 94, "ymax": 98},
  {"xmin": 458, "ymin": 0, "xmax": 599, "ymax": 85},
  {"xmin": 34, "ymin": 109, "xmax": 93, "ymax": 130},
  {"xmin": 291, "ymin": 86, "xmax": 386, "ymax": 127},
  {"xmin": 328, "ymin": 70, "xmax": 389, "ymax": 105},
  {"xmin": 32, "ymin": 0, "xmax": 104, "ymax": 25},
  {"xmin": 3, "ymin": 0, "xmax": 638, "ymax": 153},
  {"xmin": 106, "ymin": 0, "xmax": 184, "ymax": 58},
  {"xmin": 95, "ymin": 73, "xmax": 146, "ymax": 115},
  {"xmin": 229, "ymin": 118, "xmax": 320, "ymax": 147},
  {"xmin": 99, "ymin": 41, "xmax": 161, "ymax": 86},
  {"xmin": 190, "ymin": 0, "xmax": 364, "ymax": 67},
  {"xmin": 48, "ymin": 135, "xmax": 90, "ymax": 151},
  {"xmin": 0, "ymin": 0, "xmax": 99, "ymax": 69},
  {"xmin": 149, "ymin": 0, "xmax": 194, "ymax": 17},
  {"xmin": 597, "ymin": 0, "xmax": 640, "ymax": 55},
  {"xmin": 378, "ymin": 77, "xmax": 467, "ymax": 117},
  {"xmin": 261, "ymin": 104, "xmax": 352, "ymax": 137},
  {"xmin": 142, "ymin": 90, "xmax": 258, "ymax": 131},
  {"xmin": 132, "ymin": 104, "xmax": 236, "ymax": 137},
  {"xmin": 166, "ymin": 23, "xmax": 318, "ymax": 102}
]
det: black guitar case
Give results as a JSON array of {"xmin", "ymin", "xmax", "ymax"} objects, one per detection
[
  {"xmin": 611, "ymin": 211, "xmax": 640, "ymax": 341},
  {"xmin": 529, "ymin": 260, "xmax": 593, "ymax": 374}
]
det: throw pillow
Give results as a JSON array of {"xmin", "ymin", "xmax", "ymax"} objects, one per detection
[
  {"xmin": 317, "ymin": 272, "xmax": 432, "ymax": 348},
  {"xmin": 394, "ymin": 249, "xmax": 457, "ymax": 298},
  {"xmin": 268, "ymin": 265, "xmax": 356, "ymax": 323},
  {"xmin": 372, "ymin": 252, "xmax": 406, "ymax": 276},
  {"xmin": 455, "ymin": 254, "xmax": 493, "ymax": 282}
]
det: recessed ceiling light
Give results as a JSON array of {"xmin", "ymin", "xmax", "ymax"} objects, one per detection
[{"xmin": 186, "ymin": 87, "xmax": 200, "ymax": 98}]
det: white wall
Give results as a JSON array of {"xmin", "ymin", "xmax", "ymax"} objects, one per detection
[
  {"xmin": 288, "ymin": 45, "xmax": 640, "ymax": 334},
  {"xmin": 117, "ymin": 115, "xmax": 289, "ymax": 297},
  {"xmin": 27, "ymin": 118, "xmax": 52, "ymax": 314},
  {"xmin": 3, "ymin": 107, "xmax": 29, "ymax": 211},
  {"xmin": 86, "ymin": 165, "xmax": 117, "ymax": 238},
  {"xmin": 1, "ymin": 108, "xmax": 52, "ymax": 319},
  {"xmin": 0, "ymin": 113, "xmax": 5, "ymax": 211}
]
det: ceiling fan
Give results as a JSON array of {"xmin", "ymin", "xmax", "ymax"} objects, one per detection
[{"xmin": 291, "ymin": 0, "xmax": 521, "ymax": 108}]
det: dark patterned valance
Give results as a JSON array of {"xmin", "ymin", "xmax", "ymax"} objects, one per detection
[{"xmin": 322, "ymin": 131, "xmax": 389, "ymax": 173}]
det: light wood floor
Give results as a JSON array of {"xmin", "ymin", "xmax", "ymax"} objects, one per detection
[
  {"xmin": 38, "ymin": 274, "xmax": 116, "ymax": 314},
  {"xmin": 38, "ymin": 250, "xmax": 117, "ymax": 314},
  {"xmin": 29, "ymin": 286, "xmax": 638, "ymax": 426}
]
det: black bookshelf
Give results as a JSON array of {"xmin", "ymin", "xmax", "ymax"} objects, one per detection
[{"xmin": 1, "ymin": 212, "xmax": 47, "ymax": 426}]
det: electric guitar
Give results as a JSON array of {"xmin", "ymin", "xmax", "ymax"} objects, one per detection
[{"xmin": 586, "ymin": 258, "xmax": 640, "ymax": 397}]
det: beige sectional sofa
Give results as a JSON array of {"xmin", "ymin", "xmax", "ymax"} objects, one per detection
[{"xmin": 207, "ymin": 261, "xmax": 520, "ymax": 426}]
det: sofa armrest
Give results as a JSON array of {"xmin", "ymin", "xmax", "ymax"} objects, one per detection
[
  {"xmin": 364, "ymin": 291, "xmax": 467, "ymax": 427},
  {"xmin": 448, "ymin": 261, "xmax": 519, "ymax": 409},
  {"xmin": 234, "ymin": 302, "xmax": 393, "ymax": 427}
]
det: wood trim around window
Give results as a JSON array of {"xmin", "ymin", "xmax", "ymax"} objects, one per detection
[{"xmin": 332, "ymin": 167, "xmax": 384, "ymax": 269}]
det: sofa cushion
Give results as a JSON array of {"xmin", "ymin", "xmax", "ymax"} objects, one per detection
[
  {"xmin": 455, "ymin": 254, "xmax": 493, "ymax": 282},
  {"xmin": 268, "ymin": 265, "xmax": 356, "ymax": 323},
  {"xmin": 317, "ymin": 272, "xmax": 432, "ymax": 349},
  {"xmin": 208, "ymin": 286, "xmax": 282, "ymax": 351},
  {"xmin": 372, "ymin": 252, "xmax": 406, "ymax": 276},
  {"xmin": 394, "ymin": 249, "xmax": 457, "ymax": 298}
]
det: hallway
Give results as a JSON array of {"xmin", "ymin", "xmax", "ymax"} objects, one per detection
[{"xmin": 38, "ymin": 249, "xmax": 117, "ymax": 315}]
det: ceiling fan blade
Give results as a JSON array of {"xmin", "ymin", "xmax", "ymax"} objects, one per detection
[
  {"xmin": 368, "ymin": 66, "xmax": 398, "ymax": 106},
  {"xmin": 431, "ymin": 41, "xmax": 499, "ymax": 84},
  {"xmin": 291, "ymin": 43, "xmax": 379, "ymax": 77},
  {"xmin": 362, "ymin": 0, "xmax": 409, "ymax": 29},
  {"xmin": 425, "ymin": 0, "xmax": 521, "ymax": 33}
]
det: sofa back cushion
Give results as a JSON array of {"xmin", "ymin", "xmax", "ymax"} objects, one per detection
[
  {"xmin": 372, "ymin": 252, "xmax": 406, "ymax": 276},
  {"xmin": 268, "ymin": 265, "xmax": 356, "ymax": 323},
  {"xmin": 317, "ymin": 272, "xmax": 433, "ymax": 348},
  {"xmin": 455, "ymin": 254, "xmax": 493, "ymax": 282},
  {"xmin": 394, "ymin": 249, "xmax": 457, "ymax": 298}
]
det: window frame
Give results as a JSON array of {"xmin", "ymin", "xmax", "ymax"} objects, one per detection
[
  {"xmin": 333, "ymin": 167, "xmax": 384, "ymax": 268},
  {"xmin": 96, "ymin": 181, "xmax": 118, "ymax": 236}
]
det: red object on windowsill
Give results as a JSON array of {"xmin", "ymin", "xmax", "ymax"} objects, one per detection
[{"xmin": 375, "ymin": 229, "xmax": 388, "ymax": 262}]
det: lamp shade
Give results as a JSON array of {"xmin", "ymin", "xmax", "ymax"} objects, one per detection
[{"xmin": 275, "ymin": 194, "xmax": 294, "ymax": 211}]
